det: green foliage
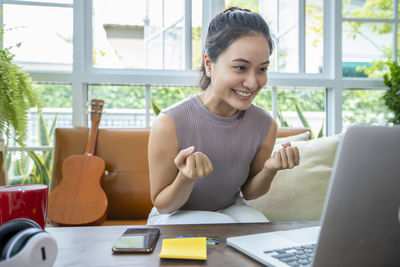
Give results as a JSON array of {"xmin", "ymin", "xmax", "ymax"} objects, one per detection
[
  {"xmin": 343, "ymin": 0, "xmax": 393, "ymax": 78},
  {"xmin": 89, "ymin": 85, "xmax": 146, "ymax": 109},
  {"xmin": 151, "ymin": 87, "xmax": 201, "ymax": 110},
  {"xmin": 277, "ymin": 110, "xmax": 289, "ymax": 127},
  {"xmin": 278, "ymin": 99, "xmax": 324, "ymax": 139},
  {"xmin": 36, "ymin": 84, "xmax": 72, "ymax": 108},
  {"xmin": 294, "ymin": 101, "xmax": 315, "ymax": 139},
  {"xmin": 151, "ymin": 100, "xmax": 162, "ymax": 116},
  {"xmin": 343, "ymin": 0, "xmax": 393, "ymax": 20},
  {"xmin": 0, "ymin": 26, "xmax": 41, "ymax": 147},
  {"xmin": 342, "ymin": 89, "xmax": 391, "ymax": 125},
  {"xmin": 7, "ymin": 114, "xmax": 56, "ymax": 186},
  {"xmin": 383, "ymin": 61, "xmax": 400, "ymax": 124}
]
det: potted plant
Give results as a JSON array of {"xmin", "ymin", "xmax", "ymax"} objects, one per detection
[
  {"xmin": 383, "ymin": 61, "xmax": 400, "ymax": 125},
  {"xmin": 0, "ymin": 25, "xmax": 41, "ymax": 164}
]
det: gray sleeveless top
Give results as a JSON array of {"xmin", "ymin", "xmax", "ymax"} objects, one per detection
[{"xmin": 164, "ymin": 94, "xmax": 272, "ymax": 211}]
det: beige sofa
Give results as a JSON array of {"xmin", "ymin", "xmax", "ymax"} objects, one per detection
[{"xmin": 49, "ymin": 127, "xmax": 340, "ymax": 226}]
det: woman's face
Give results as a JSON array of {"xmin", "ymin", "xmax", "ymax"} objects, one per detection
[{"xmin": 205, "ymin": 34, "xmax": 270, "ymax": 116}]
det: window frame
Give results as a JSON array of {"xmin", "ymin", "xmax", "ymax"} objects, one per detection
[{"xmin": 0, "ymin": 0, "xmax": 392, "ymax": 137}]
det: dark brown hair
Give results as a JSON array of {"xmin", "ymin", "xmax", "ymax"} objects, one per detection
[{"xmin": 199, "ymin": 7, "xmax": 274, "ymax": 90}]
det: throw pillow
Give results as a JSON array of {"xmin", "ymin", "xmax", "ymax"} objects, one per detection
[
  {"xmin": 246, "ymin": 134, "xmax": 341, "ymax": 222},
  {"xmin": 275, "ymin": 131, "xmax": 311, "ymax": 145}
]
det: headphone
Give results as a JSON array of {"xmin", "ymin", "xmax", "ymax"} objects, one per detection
[{"xmin": 0, "ymin": 218, "xmax": 57, "ymax": 267}]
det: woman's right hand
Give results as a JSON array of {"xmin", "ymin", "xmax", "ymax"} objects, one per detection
[{"xmin": 174, "ymin": 146, "xmax": 213, "ymax": 179}]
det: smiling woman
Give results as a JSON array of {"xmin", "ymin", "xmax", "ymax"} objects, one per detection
[
  {"xmin": 201, "ymin": 34, "xmax": 270, "ymax": 115},
  {"xmin": 147, "ymin": 7, "xmax": 300, "ymax": 225}
]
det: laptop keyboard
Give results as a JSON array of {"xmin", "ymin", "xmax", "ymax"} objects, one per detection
[{"xmin": 263, "ymin": 243, "xmax": 316, "ymax": 267}]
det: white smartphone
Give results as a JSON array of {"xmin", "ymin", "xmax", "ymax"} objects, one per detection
[{"xmin": 112, "ymin": 228, "xmax": 160, "ymax": 253}]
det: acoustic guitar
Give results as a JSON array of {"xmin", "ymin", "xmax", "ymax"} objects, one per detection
[{"xmin": 48, "ymin": 99, "xmax": 108, "ymax": 226}]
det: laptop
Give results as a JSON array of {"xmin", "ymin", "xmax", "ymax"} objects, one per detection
[{"xmin": 227, "ymin": 125, "xmax": 400, "ymax": 267}]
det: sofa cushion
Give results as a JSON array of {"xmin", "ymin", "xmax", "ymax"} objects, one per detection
[
  {"xmin": 246, "ymin": 134, "xmax": 341, "ymax": 222},
  {"xmin": 275, "ymin": 131, "xmax": 311, "ymax": 144}
]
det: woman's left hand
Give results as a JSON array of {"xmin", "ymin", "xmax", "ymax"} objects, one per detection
[{"xmin": 264, "ymin": 142, "xmax": 300, "ymax": 171}]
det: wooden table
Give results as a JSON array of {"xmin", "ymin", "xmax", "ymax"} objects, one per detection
[{"xmin": 47, "ymin": 221, "xmax": 318, "ymax": 267}]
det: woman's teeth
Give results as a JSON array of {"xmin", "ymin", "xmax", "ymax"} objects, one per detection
[{"xmin": 233, "ymin": 89, "xmax": 251, "ymax": 97}]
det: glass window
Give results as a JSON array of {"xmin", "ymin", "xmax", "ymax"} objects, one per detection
[
  {"xmin": 225, "ymin": 0, "xmax": 259, "ymax": 12},
  {"xmin": 150, "ymin": 86, "xmax": 201, "ymax": 110},
  {"xmin": 10, "ymin": 0, "xmax": 72, "ymax": 4},
  {"xmin": 192, "ymin": 0, "xmax": 202, "ymax": 70},
  {"xmin": 164, "ymin": 22, "xmax": 184, "ymax": 69},
  {"xmin": 277, "ymin": 88, "xmax": 326, "ymax": 138},
  {"xmin": 342, "ymin": 89, "xmax": 393, "ymax": 130},
  {"xmin": 3, "ymin": 4, "xmax": 73, "ymax": 71},
  {"xmin": 6, "ymin": 149, "xmax": 53, "ymax": 186},
  {"xmin": 253, "ymin": 88, "xmax": 273, "ymax": 113},
  {"xmin": 92, "ymin": 0, "xmax": 186, "ymax": 70},
  {"xmin": 88, "ymin": 85, "xmax": 146, "ymax": 128},
  {"xmin": 92, "ymin": 0, "xmax": 147, "ymax": 69},
  {"xmin": 25, "ymin": 84, "xmax": 72, "ymax": 147},
  {"xmin": 343, "ymin": 0, "xmax": 393, "ymax": 19},
  {"xmin": 306, "ymin": 0, "xmax": 323, "ymax": 73},
  {"xmin": 261, "ymin": 0, "xmax": 299, "ymax": 73},
  {"xmin": 342, "ymin": 22, "xmax": 392, "ymax": 77},
  {"xmin": 398, "ymin": 23, "xmax": 400, "ymax": 58},
  {"xmin": 150, "ymin": 86, "xmax": 202, "ymax": 125}
]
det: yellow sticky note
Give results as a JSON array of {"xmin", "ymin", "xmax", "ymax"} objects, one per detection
[{"xmin": 158, "ymin": 237, "xmax": 207, "ymax": 260}]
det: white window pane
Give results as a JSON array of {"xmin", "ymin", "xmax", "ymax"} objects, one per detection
[
  {"xmin": 164, "ymin": 22, "xmax": 184, "ymax": 69},
  {"xmin": 260, "ymin": 0, "xmax": 299, "ymax": 73},
  {"xmin": 88, "ymin": 85, "xmax": 146, "ymax": 128},
  {"xmin": 343, "ymin": 0, "xmax": 393, "ymax": 19},
  {"xmin": 147, "ymin": 0, "xmax": 163, "ymax": 36},
  {"xmin": 306, "ymin": 0, "xmax": 323, "ymax": 73},
  {"xmin": 93, "ymin": 0, "xmax": 146, "ymax": 69},
  {"xmin": 277, "ymin": 88, "xmax": 326, "ymax": 137},
  {"xmin": 165, "ymin": 0, "xmax": 184, "ymax": 26},
  {"xmin": 10, "ymin": 0, "xmax": 72, "ymax": 4},
  {"xmin": 192, "ymin": 0, "xmax": 202, "ymax": 70},
  {"xmin": 278, "ymin": 26, "xmax": 299, "ymax": 73},
  {"xmin": 226, "ymin": 0, "xmax": 259, "ymax": 12},
  {"xmin": 260, "ymin": 0, "xmax": 278, "ymax": 72},
  {"xmin": 150, "ymin": 86, "xmax": 202, "ymax": 125},
  {"xmin": 342, "ymin": 22, "xmax": 392, "ymax": 77},
  {"xmin": 147, "ymin": 35, "xmax": 163, "ymax": 69},
  {"xmin": 342, "ymin": 89, "xmax": 393, "ymax": 130},
  {"xmin": 3, "ymin": 4, "xmax": 72, "ymax": 71},
  {"xmin": 26, "ymin": 84, "xmax": 72, "ymax": 147},
  {"xmin": 93, "ymin": 0, "xmax": 185, "ymax": 70}
]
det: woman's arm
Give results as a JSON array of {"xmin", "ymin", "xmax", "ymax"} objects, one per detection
[
  {"xmin": 148, "ymin": 113, "xmax": 213, "ymax": 213},
  {"xmin": 241, "ymin": 120, "xmax": 300, "ymax": 200}
]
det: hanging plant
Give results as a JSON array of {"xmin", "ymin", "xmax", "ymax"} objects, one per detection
[
  {"xmin": 382, "ymin": 61, "xmax": 400, "ymax": 125},
  {"xmin": 0, "ymin": 25, "xmax": 41, "ymax": 148}
]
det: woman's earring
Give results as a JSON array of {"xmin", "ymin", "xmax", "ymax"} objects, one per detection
[{"xmin": 207, "ymin": 71, "xmax": 211, "ymax": 77}]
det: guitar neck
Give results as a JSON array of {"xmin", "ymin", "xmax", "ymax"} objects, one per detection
[
  {"xmin": 85, "ymin": 99, "xmax": 104, "ymax": 156},
  {"xmin": 85, "ymin": 122, "xmax": 99, "ymax": 156}
]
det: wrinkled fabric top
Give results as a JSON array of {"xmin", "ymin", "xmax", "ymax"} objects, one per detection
[{"xmin": 163, "ymin": 94, "xmax": 272, "ymax": 211}]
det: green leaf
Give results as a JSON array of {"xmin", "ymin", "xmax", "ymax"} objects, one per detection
[
  {"xmin": 294, "ymin": 101, "xmax": 315, "ymax": 139},
  {"xmin": 8, "ymin": 175, "xmax": 26, "ymax": 185},
  {"xmin": 38, "ymin": 113, "xmax": 50, "ymax": 146},
  {"xmin": 277, "ymin": 110, "xmax": 290, "ymax": 127},
  {"xmin": 151, "ymin": 100, "xmax": 162, "ymax": 116},
  {"xmin": 44, "ymin": 115, "xmax": 57, "ymax": 171},
  {"xmin": 27, "ymin": 151, "xmax": 49, "ymax": 185},
  {"xmin": 317, "ymin": 121, "xmax": 324, "ymax": 138}
]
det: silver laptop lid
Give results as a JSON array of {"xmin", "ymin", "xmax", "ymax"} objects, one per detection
[{"xmin": 314, "ymin": 125, "xmax": 400, "ymax": 267}]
